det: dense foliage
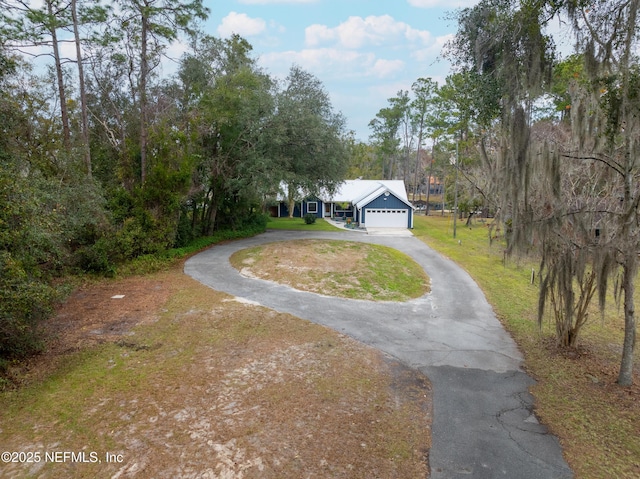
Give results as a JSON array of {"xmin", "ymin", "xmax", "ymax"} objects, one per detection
[
  {"xmin": 362, "ymin": 0, "xmax": 639, "ymax": 385},
  {"xmin": 443, "ymin": 0, "xmax": 640, "ymax": 385},
  {"xmin": 0, "ymin": 4, "xmax": 348, "ymax": 363}
]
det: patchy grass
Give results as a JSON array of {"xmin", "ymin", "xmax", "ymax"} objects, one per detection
[
  {"xmin": 0, "ymin": 264, "xmax": 431, "ymax": 478},
  {"xmin": 413, "ymin": 214, "xmax": 640, "ymax": 479},
  {"xmin": 266, "ymin": 217, "xmax": 343, "ymax": 231},
  {"xmin": 230, "ymin": 239, "xmax": 430, "ymax": 301}
]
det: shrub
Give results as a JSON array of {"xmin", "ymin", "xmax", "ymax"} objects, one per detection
[
  {"xmin": 0, "ymin": 252, "xmax": 57, "ymax": 359},
  {"xmin": 74, "ymin": 237, "xmax": 116, "ymax": 276},
  {"xmin": 304, "ymin": 213, "xmax": 317, "ymax": 224}
]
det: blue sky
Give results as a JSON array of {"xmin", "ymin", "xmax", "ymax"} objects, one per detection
[{"xmin": 201, "ymin": 0, "xmax": 482, "ymax": 141}]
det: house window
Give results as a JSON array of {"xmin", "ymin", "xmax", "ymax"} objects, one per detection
[{"xmin": 307, "ymin": 202, "xmax": 318, "ymax": 213}]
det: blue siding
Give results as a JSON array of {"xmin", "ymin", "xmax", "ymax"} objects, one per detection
[
  {"xmin": 279, "ymin": 202, "xmax": 302, "ymax": 217},
  {"xmin": 302, "ymin": 200, "xmax": 323, "ymax": 218},
  {"xmin": 279, "ymin": 199, "xmax": 323, "ymax": 218},
  {"xmin": 363, "ymin": 193, "xmax": 408, "ymax": 209}
]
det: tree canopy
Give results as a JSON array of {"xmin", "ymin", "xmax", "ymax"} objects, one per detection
[
  {"xmin": 0, "ymin": 3, "xmax": 350, "ymax": 364},
  {"xmin": 444, "ymin": 0, "xmax": 640, "ymax": 385}
]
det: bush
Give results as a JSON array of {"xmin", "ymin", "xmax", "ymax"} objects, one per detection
[
  {"xmin": 304, "ymin": 213, "xmax": 317, "ymax": 224},
  {"xmin": 74, "ymin": 237, "xmax": 116, "ymax": 276},
  {"xmin": 0, "ymin": 252, "xmax": 57, "ymax": 359},
  {"xmin": 117, "ymin": 220, "xmax": 268, "ymax": 276}
]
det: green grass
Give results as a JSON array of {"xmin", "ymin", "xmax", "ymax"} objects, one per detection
[
  {"xmin": 413, "ymin": 215, "xmax": 539, "ymax": 335},
  {"xmin": 266, "ymin": 217, "xmax": 343, "ymax": 231},
  {"xmin": 363, "ymin": 245, "xmax": 430, "ymax": 300},
  {"xmin": 413, "ymin": 214, "xmax": 640, "ymax": 479}
]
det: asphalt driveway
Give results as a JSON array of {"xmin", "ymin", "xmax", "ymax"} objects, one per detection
[{"xmin": 184, "ymin": 230, "xmax": 573, "ymax": 478}]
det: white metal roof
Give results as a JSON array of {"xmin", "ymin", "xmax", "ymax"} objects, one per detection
[
  {"xmin": 276, "ymin": 179, "xmax": 411, "ymax": 205},
  {"xmin": 324, "ymin": 179, "xmax": 409, "ymax": 203}
]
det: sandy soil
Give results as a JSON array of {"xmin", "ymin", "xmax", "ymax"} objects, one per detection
[{"xmin": 1, "ymin": 258, "xmax": 432, "ymax": 478}]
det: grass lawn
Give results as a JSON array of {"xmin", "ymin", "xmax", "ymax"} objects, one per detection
[
  {"xmin": 413, "ymin": 214, "xmax": 640, "ymax": 479},
  {"xmin": 266, "ymin": 216, "xmax": 343, "ymax": 231}
]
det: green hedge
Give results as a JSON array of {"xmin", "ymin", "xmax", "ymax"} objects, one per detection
[{"xmin": 1, "ymin": 220, "xmax": 267, "ymax": 371}]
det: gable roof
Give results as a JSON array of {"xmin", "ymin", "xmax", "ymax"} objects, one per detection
[
  {"xmin": 324, "ymin": 179, "xmax": 408, "ymax": 203},
  {"xmin": 276, "ymin": 179, "xmax": 411, "ymax": 206},
  {"xmin": 353, "ymin": 184, "xmax": 414, "ymax": 210}
]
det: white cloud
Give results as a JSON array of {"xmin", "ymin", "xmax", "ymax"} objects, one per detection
[
  {"xmin": 405, "ymin": 26, "xmax": 433, "ymax": 44},
  {"xmin": 411, "ymin": 33, "xmax": 453, "ymax": 62},
  {"xmin": 305, "ymin": 24, "xmax": 336, "ymax": 47},
  {"xmin": 217, "ymin": 12, "xmax": 267, "ymax": 38},
  {"xmin": 259, "ymin": 48, "xmax": 404, "ymax": 80},
  {"xmin": 305, "ymin": 15, "xmax": 433, "ymax": 49},
  {"xmin": 407, "ymin": 0, "xmax": 480, "ymax": 7},
  {"xmin": 371, "ymin": 59, "xmax": 405, "ymax": 78}
]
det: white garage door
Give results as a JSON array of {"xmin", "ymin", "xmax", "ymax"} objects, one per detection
[{"xmin": 364, "ymin": 208, "xmax": 408, "ymax": 228}]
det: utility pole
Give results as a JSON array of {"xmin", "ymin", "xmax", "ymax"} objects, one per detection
[{"xmin": 453, "ymin": 139, "xmax": 459, "ymax": 239}]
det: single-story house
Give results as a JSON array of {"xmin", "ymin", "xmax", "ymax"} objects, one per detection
[{"xmin": 274, "ymin": 179, "xmax": 415, "ymax": 229}]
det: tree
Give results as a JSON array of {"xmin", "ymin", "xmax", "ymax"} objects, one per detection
[
  {"xmin": 369, "ymin": 102, "xmax": 403, "ymax": 180},
  {"xmin": 0, "ymin": 49, "xmax": 108, "ymax": 359},
  {"xmin": 1, "ymin": 0, "xmax": 112, "ymax": 176},
  {"xmin": 1, "ymin": 0, "xmax": 74, "ymax": 147},
  {"xmin": 69, "ymin": 0, "xmax": 110, "ymax": 177},
  {"xmin": 549, "ymin": 54, "xmax": 584, "ymax": 122},
  {"xmin": 410, "ymin": 78, "xmax": 438, "ymax": 201},
  {"xmin": 390, "ymin": 90, "xmax": 414, "ymax": 182},
  {"xmin": 271, "ymin": 65, "xmax": 348, "ymax": 217},
  {"xmin": 179, "ymin": 34, "xmax": 275, "ymax": 235},
  {"xmin": 113, "ymin": 0, "xmax": 209, "ymax": 184},
  {"xmin": 560, "ymin": 0, "xmax": 640, "ymax": 385},
  {"xmin": 346, "ymin": 134, "xmax": 380, "ymax": 179},
  {"xmin": 449, "ymin": 0, "xmax": 640, "ymax": 385}
]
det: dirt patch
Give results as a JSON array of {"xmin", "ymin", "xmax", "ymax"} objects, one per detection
[
  {"xmin": 1, "ymin": 264, "xmax": 432, "ymax": 478},
  {"xmin": 3, "ymin": 275, "xmax": 175, "ymax": 388},
  {"xmin": 230, "ymin": 239, "xmax": 430, "ymax": 301}
]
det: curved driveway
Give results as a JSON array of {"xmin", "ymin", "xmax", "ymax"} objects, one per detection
[{"xmin": 184, "ymin": 230, "xmax": 573, "ymax": 478}]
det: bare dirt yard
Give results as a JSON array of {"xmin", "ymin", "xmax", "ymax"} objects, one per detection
[{"xmin": 0, "ymin": 251, "xmax": 431, "ymax": 478}]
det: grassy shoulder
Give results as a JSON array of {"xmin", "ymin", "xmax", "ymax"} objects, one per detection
[
  {"xmin": 230, "ymin": 239, "xmax": 430, "ymax": 301},
  {"xmin": 413, "ymin": 214, "xmax": 640, "ymax": 479},
  {"xmin": 266, "ymin": 216, "xmax": 343, "ymax": 231}
]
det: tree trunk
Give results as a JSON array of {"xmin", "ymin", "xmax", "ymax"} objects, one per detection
[
  {"xmin": 287, "ymin": 182, "xmax": 297, "ymax": 218},
  {"xmin": 616, "ymin": 4, "xmax": 638, "ymax": 387},
  {"xmin": 71, "ymin": 0, "xmax": 91, "ymax": 177},
  {"xmin": 426, "ymin": 137, "xmax": 437, "ymax": 216},
  {"xmin": 618, "ymin": 252, "xmax": 637, "ymax": 385},
  {"xmin": 413, "ymin": 118, "xmax": 424, "ymax": 202},
  {"xmin": 204, "ymin": 193, "xmax": 219, "ymax": 236},
  {"xmin": 139, "ymin": 2, "xmax": 150, "ymax": 184},
  {"xmin": 465, "ymin": 211, "xmax": 475, "ymax": 227},
  {"xmin": 47, "ymin": 0, "xmax": 71, "ymax": 148},
  {"xmin": 191, "ymin": 199, "xmax": 198, "ymax": 234}
]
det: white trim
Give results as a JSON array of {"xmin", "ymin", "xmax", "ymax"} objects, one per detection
[
  {"xmin": 364, "ymin": 208, "xmax": 409, "ymax": 228},
  {"xmin": 307, "ymin": 201, "xmax": 318, "ymax": 214},
  {"xmin": 355, "ymin": 187, "xmax": 415, "ymax": 210}
]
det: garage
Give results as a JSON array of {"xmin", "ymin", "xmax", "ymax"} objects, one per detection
[{"xmin": 364, "ymin": 208, "xmax": 409, "ymax": 228}]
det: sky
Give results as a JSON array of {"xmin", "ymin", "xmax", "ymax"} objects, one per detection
[{"xmin": 200, "ymin": 0, "xmax": 483, "ymax": 141}]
